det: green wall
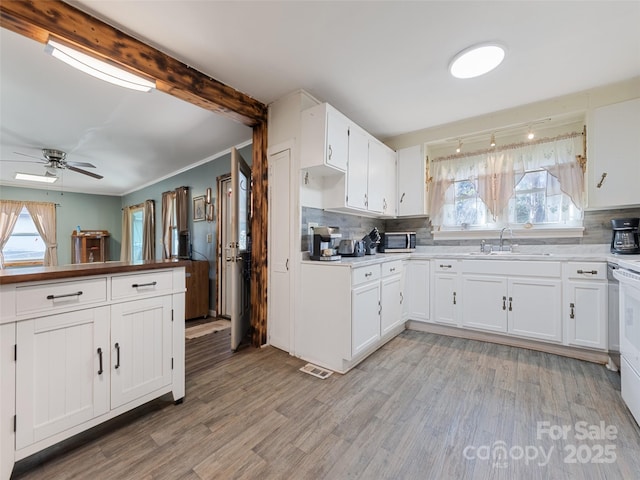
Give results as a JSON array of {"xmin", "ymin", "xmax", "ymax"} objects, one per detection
[{"xmin": 0, "ymin": 186, "xmax": 122, "ymax": 265}]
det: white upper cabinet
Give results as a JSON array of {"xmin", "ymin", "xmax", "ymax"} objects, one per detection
[
  {"xmin": 304, "ymin": 102, "xmax": 397, "ymax": 218},
  {"xmin": 587, "ymin": 98, "xmax": 640, "ymax": 209},
  {"xmin": 346, "ymin": 125, "xmax": 370, "ymax": 211},
  {"xmin": 397, "ymin": 145, "xmax": 428, "ymax": 217},
  {"xmin": 301, "ymin": 103, "xmax": 349, "ymax": 173}
]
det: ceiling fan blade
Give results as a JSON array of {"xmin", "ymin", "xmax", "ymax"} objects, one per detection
[
  {"xmin": 67, "ymin": 165, "xmax": 103, "ymax": 179},
  {"xmin": 66, "ymin": 161, "xmax": 96, "ymax": 168},
  {"xmin": 0, "ymin": 159, "xmax": 45, "ymax": 164},
  {"xmin": 13, "ymin": 151, "xmax": 45, "ymax": 161}
]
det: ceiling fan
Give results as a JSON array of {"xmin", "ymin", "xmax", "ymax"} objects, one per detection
[{"xmin": 6, "ymin": 148, "xmax": 103, "ymax": 179}]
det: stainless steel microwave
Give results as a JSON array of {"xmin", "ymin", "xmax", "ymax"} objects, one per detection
[{"xmin": 379, "ymin": 232, "xmax": 416, "ymax": 252}]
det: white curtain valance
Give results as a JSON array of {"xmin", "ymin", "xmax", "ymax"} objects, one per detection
[{"xmin": 428, "ymin": 135, "xmax": 583, "ymax": 226}]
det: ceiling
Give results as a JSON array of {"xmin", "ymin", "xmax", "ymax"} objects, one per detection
[{"xmin": 1, "ymin": 1, "xmax": 639, "ymax": 196}]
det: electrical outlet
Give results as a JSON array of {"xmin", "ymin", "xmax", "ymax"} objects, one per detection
[
  {"xmin": 206, "ymin": 233, "xmax": 212, "ymax": 243},
  {"xmin": 308, "ymin": 222, "xmax": 319, "ymax": 236}
]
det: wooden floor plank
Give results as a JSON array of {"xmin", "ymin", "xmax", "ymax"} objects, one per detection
[{"xmin": 12, "ymin": 329, "xmax": 640, "ymax": 480}]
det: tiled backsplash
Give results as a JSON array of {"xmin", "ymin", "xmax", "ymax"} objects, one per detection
[{"xmin": 301, "ymin": 206, "xmax": 640, "ymax": 251}]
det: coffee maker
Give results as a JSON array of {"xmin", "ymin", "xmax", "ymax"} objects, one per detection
[
  {"xmin": 310, "ymin": 226, "xmax": 342, "ymax": 261},
  {"xmin": 611, "ymin": 218, "xmax": 640, "ymax": 254}
]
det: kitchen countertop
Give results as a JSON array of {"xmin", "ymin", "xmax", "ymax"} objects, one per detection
[
  {"xmin": 301, "ymin": 244, "xmax": 637, "ymax": 267},
  {"xmin": 0, "ymin": 259, "xmax": 191, "ymax": 285}
]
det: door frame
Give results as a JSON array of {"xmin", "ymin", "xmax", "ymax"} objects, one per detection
[{"xmin": 216, "ymin": 173, "xmax": 231, "ymax": 318}]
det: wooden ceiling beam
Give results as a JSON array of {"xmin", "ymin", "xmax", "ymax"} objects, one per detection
[{"xmin": 0, "ymin": 0, "xmax": 267, "ymax": 127}]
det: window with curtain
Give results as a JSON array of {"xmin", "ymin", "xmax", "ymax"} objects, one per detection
[
  {"xmin": 1, "ymin": 200, "xmax": 57, "ymax": 268},
  {"xmin": 162, "ymin": 188, "xmax": 187, "ymax": 259},
  {"xmin": 2, "ymin": 206, "xmax": 45, "ymax": 264},
  {"xmin": 429, "ymin": 134, "xmax": 584, "ymax": 232},
  {"xmin": 121, "ymin": 200, "xmax": 155, "ymax": 262}
]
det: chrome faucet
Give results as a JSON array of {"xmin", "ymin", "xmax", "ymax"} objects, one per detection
[{"xmin": 499, "ymin": 227, "xmax": 513, "ymax": 252}]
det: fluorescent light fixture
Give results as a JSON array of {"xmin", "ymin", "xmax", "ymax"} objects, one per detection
[
  {"xmin": 15, "ymin": 172, "xmax": 58, "ymax": 183},
  {"xmin": 449, "ymin": 43, "xmax": 506, "ymax": 79},
  {"xmin": 45, "ymin": 39, "xmax": 155, "ymax": 92}
]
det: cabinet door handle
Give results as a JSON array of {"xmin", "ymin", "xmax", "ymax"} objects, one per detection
[
  {"xmin": 46, "ymin": 291, "xmax": 83, "ymax": 300},
  {"xmin": 328, "ymin": 144, "xmax": 333, "ymax": 161},
  {"xmin": 577, "ymin": 269, "xmax": 597, "ymax": 275},
  {"xmin": 453, "ymin": 291, "xmax": 457, "ymax": 305},
  {"xmin": 570, "ymin": 302, "xmax": 575, "ymax": 319},
  {"xmin": 285, "ymin": 258, "xmax": 289, "ymax": 271},
  {"xmin": 502, "ymin": 296, "xmax": 506, "ymax": 311},
  {"xmin": 97, "ymin": 347, "xmax": 104, "ymax": 375},
  {"xmin": 383, "ymin": 199, "xmax": 388, "ymax": 211},
  {"xmin": 400, "ymin": 192, "xmax": 406, "ymax": 203},
  {"xmin": 508, "ymin": 297, "xmax": 513, "ymax": 311},
  {"xmin": 596, "ymin": 172, "xmax": 607, "ymax": 188},
  {"xmin": 132, "ymin": 281, "xmax": 157, "ymax": 288},
  {"xmin": 378, "ymin": 300, "xmax": 381, "ymax": 315},
  {"xmin": 400, "ymin": 292, "xmax": 403, "ymax": 304},
  {"xmin": 364, "ymin": 193, "xmax": 368, "ymax": 207},
  {"xmin": 440, "ymin": 264, "xmax": 452, "ymax": 269},
  {"xmin": 114, "ymin": 342, "xmax": 121, "ymax": 369}
]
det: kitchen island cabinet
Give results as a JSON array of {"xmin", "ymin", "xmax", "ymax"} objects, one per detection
[{"xmin": 0, "ymin": 261, "xmax": 186, "ymax": 480}]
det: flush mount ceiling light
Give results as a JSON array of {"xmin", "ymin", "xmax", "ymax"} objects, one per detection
[
  {"xmin": 527, "ymin": 126, "xmax": 535, "ymax": 140},
  {"xmin": 45, "ymin": 38, "xmax": 156, "ymax": 92},
  {"xmin": 15, "ymin": 172, "xmax": 58, "ymax": 183},
  {"xmin": 449, "ymin": 43, "xmax": 506, "ymax": 79}
]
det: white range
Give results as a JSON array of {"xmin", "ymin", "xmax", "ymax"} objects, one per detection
[{"xmin": 614, "ymin": 257, "xmax": 640, "ymax": 426}]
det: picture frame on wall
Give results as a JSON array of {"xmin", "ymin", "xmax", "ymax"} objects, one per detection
[{"xmin": 193, "ymin": 195, "xmax": 205, "ymax": 221}]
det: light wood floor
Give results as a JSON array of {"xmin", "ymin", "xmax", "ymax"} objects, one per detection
[{"xmin": 12, "ymin": 330, "xmax": 640, "ymax": 479}]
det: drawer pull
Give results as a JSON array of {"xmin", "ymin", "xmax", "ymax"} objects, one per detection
[
  {"xmin": 114, "ymin": 343, "xmax": 121, "ymax": 369},
  {"xmin": 389, "ymin": 267, "xmax": 396, "ymax": 273},
  {"xmin": 577, "ymin": 269, "xmax": 597, "ymax": 275},
  {"xmin": 440, "ymin": 264, "xmax": 452, "ymax": 269},
  {"xmin": 46, "ymin": 291, "xmax": 83, "ymax": 300},
  {"xmin": 132, "ymin": 281, "xmax": 158, "ymax": 288},
  {"xmin": 570, "ymin": 302, "xmax": 575, "ymax": 319},
  {"xmin": 596, "ymin": 172, "xmax": 607, "ymax": 188},
  {"xmin": 365, "ymin": 272, "xmax": 372, "ymax": 278},
  {"xmin": 97, "ymin": 348, "xmax": 104, "ymax": 375}
]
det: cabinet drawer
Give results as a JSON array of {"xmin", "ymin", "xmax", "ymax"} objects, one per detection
[
  {"xmin": 111, "ymin": 270, "xmax": 173, "ymax": 300},
  {"xmin": 381, "ymin": 260, "xmax": 403, "ymax": 277},
  {"xmin": 16, "ymin": 278, "xmax": 107, "ymax": 316},
  {"xmin": 564, "ymin": 262, "xmax": 606, "ymax": 281},
  {"xmin": 433, "ymin": 259, "xmax": 459, "ymax": 273},
  {"xmin": 352, "ymin": 265, "xmax": 381, "ymax": 286}
]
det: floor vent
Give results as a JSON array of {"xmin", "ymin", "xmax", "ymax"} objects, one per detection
[{"xmin": 300, "ymin": 363, "xmax": 333, "ymax": 379}]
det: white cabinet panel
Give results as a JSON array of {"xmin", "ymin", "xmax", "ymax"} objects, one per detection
[
  {"xmin": 15, "ymin": 307, "xmax": 110, "ymax": 449},
  {"xmin": 433, "ymin": 273, "xmax": 459, "ymax": 326},
  {"xmin": 405, "ymin": 260, "xmax": 429, "ymax": 322},
  {"xmin": 397, "ymin": 145, "xmax": 427, "ymax": 217},
  {"xmin": 381, "ymin": 274, "xmax": 403, "ymax": 336},
  {"xmin": 16, "ymin": 277, "xmax": 107, "ymax": 316},
  {"xmin": 587, "ymin": 98, "xmax": 640, "ymax": 209},
  {"xmin": 352, "ymin": 281, "xmax": 381, "ymax": 357},
  {"xmin": 508, "ymin": 278, "xmax": 562, "ymax": 342},
  {"xmin": 367, "ymin": 140, "xmax": 386, "ymax": 214},
  {"xmin": 462, "ymin": 275, "xmax": 508, "ymax": 333},
  {"xmin": 346, "ymin": 126, "xmax": 369, "ymax": 211},
  {"xmin": 564, "ymin": 281, "xmax": 607, "ymax": 350},
  {"xmin": 110, "ymin": 296, "xmax": 173, "ymax": 409},
  {"xmin": 301, "ymin": 103, "xmax": 349, "ymax": 173}
]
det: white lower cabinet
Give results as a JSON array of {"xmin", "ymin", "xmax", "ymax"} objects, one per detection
[
  {"xmin": 352, "ymin": 280, "xmax": 381, "ymax": 356},
  {"xmin": 431, "ymin": 260, "xmax": 460, "ymax": 326},
  {"xmin": 110, "ymin": 296, "xmax": 173, "ymax": 408},
  {"xmin": 15, "ymin": 307, "xmax": 110, "ymax": 450},
  {"xmin": 563, "ymin": 263, "xmax": 608, "ymax": 350},
  {"xmin": 380, "ymin": 261, "xmax": 404, "ymax": 337},
  {"xmin": 404, "ymin": 260, "xmax": 430, "ymax": 322},
  {"xmin": 462, "ymin": 275, "xmax": 508, "ymax": 333},
  {"xmin": 299, "ymin": 259, "xmax": 405, "ymax": 373},
  {"xmin": 507, "ymin": 277, "xmax": 562, "ymax": 342}
]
